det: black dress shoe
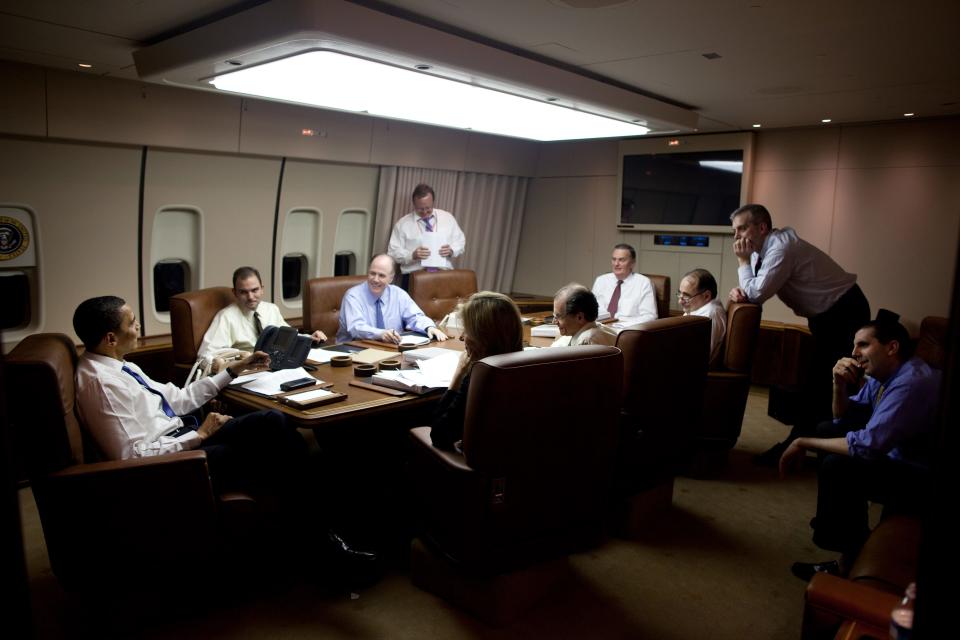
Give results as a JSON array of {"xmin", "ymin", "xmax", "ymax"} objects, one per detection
[
  {"xmin": 326, "ymin": 531, "xmax": 379, "ymax": 564},
  {"xmin": 791, "ymin": 560, "xmax": 840, "ymax": 582},
  {"xmin": 323, "ymin": 531, "xmax": 382, "ymax": 589},
  {"xmin": 753, "ymin": 440, "xmax": 788, "ymax": 467}
]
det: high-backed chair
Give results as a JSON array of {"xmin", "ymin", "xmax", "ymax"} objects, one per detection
[
  {"xmin": 302, "ymin": 275, "xmax": 366, "ymax": 341},
  {"xmin": 5, "ymin": 334, "xmax": 267, "ymax": 589},
  {"xmin": 614, "ymin": 315, "xmax": 710, "ymax": 521},
  {"xmin": 408, "ymin": 269, "xmax": 478, "ymax": 321},
  {"xmin": 698, "ymin": 303, "xmax": 762, "ymax": 453},
  {"xmin": 169, "ymin": 286, "xmax": 235, "ymax": 378},
  {"xmin": 641, "ymin": 273, "xmax": 671, "ymax": 319},
  {"xmin": 408, "ymin": 346, "xmax": 623, "ymax": 623}
]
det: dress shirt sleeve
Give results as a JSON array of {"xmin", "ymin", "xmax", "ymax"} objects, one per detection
[
  {"xmin": 144, "ymin": 367, "xmax": 224, "ymax": 416},
  {"xmin": 845, "ymin": 379, "xmax": 917, "ymax": 458},
  {"xmin": 401, "ymin": 294, "xmax": 436, "ymax": 334},
  {"xmin": 447, "ymin": 214, "xmax": 466, "ymax": 258},
  {"xmin": 591, "ymin": 275, "xmax": 609, "ymax": 308},
  {"xmin": 635, "ymin": 278, "xmax": 658, "ymax": 322},
  {"xmin": 197, "ymin": 308, "xmax": 231, "ymax": 361},
  {"xmin": 340, "ymin": 290, "xmax": 384, "ymax": 340},
  {"xmin": 737, "ymin": 240, "xmax": 793, "ymax": 305},
  {"xmin": 388, "ymin": 219, "xmax": 414, "ymax": 265},
  {"xmin": 430, "ymin": 376, "xmax": 470, "ymax": 450}
]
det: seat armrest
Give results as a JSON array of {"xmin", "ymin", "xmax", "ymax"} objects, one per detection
[
  {"xmin": 409, "ymin": 426, "xmax": 472, "ymax": 473},
  {"xmin": 803, "ymin": 572, "xmax": 900, "ymax": 637}
]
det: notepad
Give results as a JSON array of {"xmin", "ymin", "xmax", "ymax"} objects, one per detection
[
  {"xmin": 530, "ymin": 324, "xmax": 560, "ymax": 338},
  {"xmin": 399, "ymin": 334, "xmax": 430, "ymax": 347},
  {"xmin": 283, "ymin": 387, "xmax": 336, "ymax": 406},
  {"xmin": 351, "ymin": 348, "xmax": 399, "ymax": 365}
]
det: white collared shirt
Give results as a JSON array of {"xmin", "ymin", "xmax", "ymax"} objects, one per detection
[
  {"xmin": 387, "ymin": 209, "xmax": 466, "ymax": 274},
  {"xmin": 591, "ymin": 272, "xmax": 658, "ymax": 326},
  {"xmin": 197, "ymin": 301, "xmax": 289, "ymax": 361},
  {"xmin": 686, "ymin": 298, "xmax": 727, "ymax": 365},
  {"xmin": 76, "ymin": 352, "xmax": 230, "ymax": 459},
  {"xmin": 737, "ymin": 227, "xmax": 856, "ymax": 317}
]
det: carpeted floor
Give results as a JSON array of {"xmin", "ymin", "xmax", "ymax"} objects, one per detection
[{"xmin": 20, "ymin": 386, "xmax": 858, "ymax": 639}]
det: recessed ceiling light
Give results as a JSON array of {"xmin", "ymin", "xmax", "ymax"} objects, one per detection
[
  {"xmin": 904, "ymin": 112, "xmax": 915, "ymax": 117},
  {"xmin": 752, "ymin": 123, "xmax": 761, "ymax": 128},
  {"xmin": 78, "ymin": 63, "xmax": 92, "ymax": 69},
  {"xmin": 211, "ymin": 51, "xmax": 650, "ymax": 141},
  {"xmin": 414, "ymin": 64, "xmax": 432, "ymax": 71},
  {"xmin": 821, "ymin": 118, "xmax": 832, "ymax": 123},
  {"xmin": 702, "ymin": 52, "xmax": 722, "ymax": 60}
]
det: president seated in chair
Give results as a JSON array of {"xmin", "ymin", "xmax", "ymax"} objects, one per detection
[
  {"xmin": 550, "ymin": 284, "xmax": 617, "ymax": 347},
  {"xmin": 73, "ymin": 295, "xmax": 377, "ymax": 568},
  {"xmin": 337, "ymin": 254, "xmax": 448, "ymax": 345},
  {"xmin": 197, "ymin": 266, "xmax": 326, "ymax": 363}
]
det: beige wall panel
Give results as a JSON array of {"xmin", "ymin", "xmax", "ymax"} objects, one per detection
[
  {"xmin": 0, "ymin": 138, "xmax": 141, "ymax": 347},
  {"xmin": 563, "ymin": 177, "xmax": 603, "ymax": 288},
  {"xmin": 463, "ymin": 133, "xmax": 539, "ymax": 177},
  {"xmin": 753, "ymin": 128, "xmax": 840, "ymax": 172},
  {"xmin": 0, "ymin": 62, "xmax": 45, "ymax": 136},
  {"xmin": 47, "ymin": 71, "xmax": 242, "ymax": 152},
  {"xmin": 832, "ymin": 166, "xmax": 960, "ymax": 328},
  {"xmin": 839, "ymin": 118, "xmax": 960, "ymax": 169},
  {"xmin": 513, "ymin": 178, "xmax": 568, "ymax": 294},
  {"xmin": 274, "ymin": 159, "xmax": 379, "ymax": 316},
  {"xmin": 141, "ymin": 150, "xmax": 281, "ymax": 335},
  {"xmin": 536, "ymin": 139, "xmax": 618, "ymax": 178},
  {"xmin": 369, "ymin": 119, "xmax": 468, "ymax": 170},
  {"xmin": 239, "ymin": 99, "xmax": 374, "ymax": 165},
  {"xmin": 751, "ymin": 169, "xmax": 838, "ymax": 254}
]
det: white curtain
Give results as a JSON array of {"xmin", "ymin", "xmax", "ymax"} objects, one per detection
[{"xmin": 372, "ymin": 166, "xmax": 528, "ymax": 292}]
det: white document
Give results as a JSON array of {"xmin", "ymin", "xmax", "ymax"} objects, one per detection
[
  {"xmin": 416, "ymin": 350, "xmax": 462, "ymax": 387},
  {"xmin": 531, "ymin": 324, "xmax": 560, "ymax": 338},
  {"xmin": 399, "ymin": 334, "xmax": 430, "ymax": 347},
  {"xmin": 242, "ymin": 367, "xmax": 313, "ymax": 395},
  {"xmin": 421, "ymin": 233, "xmax": 444, "ymax": 267},
  {"xmin": 228, "ymin": 370, "xmax": 272, "ymax": 386},
  {"xmin": 284, "ymin": 387, "xmax": 336, "ymax": 405},
  {"xmin": 403, "ymin": 347, "xmax": 452, "ymax": 362},
  {"xmin": 307, "ymin": 347, "xmax": 344, "ymax": 364}
]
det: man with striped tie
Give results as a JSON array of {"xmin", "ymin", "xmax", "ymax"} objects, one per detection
[
  {"xmin": 779, "ymin": 315, "xmax": 939, "ymax": 581},
  {"xmin": 591, "ymin": 243, "xmax": 658, "ymax": 327},
  {"xmin": 387, "ymin": 183, "xmax": 466, "ymax": 289}
]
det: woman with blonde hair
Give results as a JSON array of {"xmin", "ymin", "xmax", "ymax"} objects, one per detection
[{"xmin": 430, "ymin": 291, "xmax": 523, "ymax": 450}]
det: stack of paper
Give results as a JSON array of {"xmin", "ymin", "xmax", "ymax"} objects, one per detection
[
  {"xmin": 402, "ymin": 347, "xmax": 452, "ymax": 362},
  {"xmin": 307, "ymin": 347, "xmax": 347, "ymax": 363},
  {"xmin": 352, "ymin": 348, "xmax": 399, "ymax": 364},
  {"xmin": 240, "ymin": 367, "xmax": 314, "ymax": 395},
  {"xmin": 399, "ymin": 334, "xmax": 430, "ymax": 347},
  {"xmin": 531, "ymin": 324, "xmax": 560, "ymax": 338}
]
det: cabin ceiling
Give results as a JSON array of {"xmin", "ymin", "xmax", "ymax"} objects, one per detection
[{"xmin": 1, "ymin": 0, "xmax": 958, "ymax": 133}]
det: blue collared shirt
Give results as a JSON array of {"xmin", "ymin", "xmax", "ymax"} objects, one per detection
[
  {"xmin": 336, "ymin": 282, "xmax": 435, "ymax": 343},
  {"xmin": 843, "ymin": 356, "xmax": 940, "ymax": 464}
]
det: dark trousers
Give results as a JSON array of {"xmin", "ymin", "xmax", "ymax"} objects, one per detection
[{"xmin": 790, "ymin": 284, "xmax": 870, "ymax": 438}]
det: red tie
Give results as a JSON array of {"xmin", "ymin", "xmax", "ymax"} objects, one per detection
[{"xmin": 607, "ymin": 280, "xmax": 623, "ymax": 317}]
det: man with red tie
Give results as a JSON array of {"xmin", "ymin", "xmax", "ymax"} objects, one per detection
[
  {"xmin": 387, "ymin": 183, "xmax": 466, "ymax": 289},
  {"xmin": 591, "ymin": 243, "xmax": 658, "ymax": 327}
]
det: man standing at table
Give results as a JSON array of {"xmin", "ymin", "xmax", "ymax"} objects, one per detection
[
  {"xmin": 592, "ymin": 243, "xmax": 658, "ymax": 326},
  {"xmin": 387, "ymin": 183, "xmax": 466, "ymax": 289},
  {"xmin": 728, "ymin": 204, "xmax": 870, "ymax": 465},
  {"xmin": 337, "ymin": 254, "xmax": 448, "ymax": 344}
]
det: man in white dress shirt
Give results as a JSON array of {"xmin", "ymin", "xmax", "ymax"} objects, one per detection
[
  {"xmin": 591, "ymin": 244, "xmax": 658, "ymax": 326},
  {"xmin": 387, "ymin": 183, "xmax": 466, "ymax": 289},
  {"xmin": 550, "ymin": 284, "xmax": 617, "ymax": 347},
  {"xmin": 679, "ymin": 268, "xmax": 726, "ymax": 366},
  {"xmin": 728, "ymin": 204, "xmax": 870, "ymax": 464},
  {"xmin": 197, "ymin": 266, "xmax": 326, "ymax": 363}
]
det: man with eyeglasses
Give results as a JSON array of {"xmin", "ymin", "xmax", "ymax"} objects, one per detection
[
  {"xmin": 388, "ymin": 183, "xmax": 466, "ymax": 289},
  {"xmin": 678, "ymin": 268, "xmax": 726, "ymax": 366},
  {"xmin": 550, "ymin": 284, "xmax": 617, "ymax": 347},
  {"xmin": 728, "ymin": 204, "xmax": 870, "ymax": 466}
]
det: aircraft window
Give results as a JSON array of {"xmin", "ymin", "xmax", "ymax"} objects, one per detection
[
  {"xmin": 334, "ymin": 251, "xmax": 356, "ymax": 276},
  {"xmin": 282, "ymin": 253, "xmax": 307, "ymax": 301},
  {"xmin": 333, "ymin": 210, "xmax": 369, "ymax": 275},
  {"xmin": 0, "ymin": 271, "xmax": 30, "ymax": 330},
  {"xmin": 152, "ymin": 259, "xmax": 190, "ymax": 313}
]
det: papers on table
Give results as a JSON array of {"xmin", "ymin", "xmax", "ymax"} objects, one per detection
[
  {"xmin": 307, "ymin": 347, "xmax": 345, "ymax": 364},
  {"xmin": 421, "ymin": 233, "xmax": 444, "ymax": 268},
  {"xmin": 596, "ymin": 310, "xmax": 612, "ymax": 322},
  {"xmin": 530, "ymin": 324, "xmax": 560, "ymax": 338},
  {"xmin": 399, "ymin": 333, "xmax": 430, "ymax": 347},
  {"xmin": 240, "ymin": 367, "xmax": 314, "ymax": 396},
  {"xmin": 402, "ymin": 347, "xmax": 451, "ymax": 362},
  {"xmin": 352, "ymin": 348, "xmax": 399, "ymax": 365},
  {"xmin": 228, "ymin": 370, "xmax": 272, "ymax": 386},
  {"xmin": 415, "ymin": 350, "xmax": 461, "ymax": 387},
  {"xmin": 283, "ymin": 387, "xmax": 336, "ymax": 406}
]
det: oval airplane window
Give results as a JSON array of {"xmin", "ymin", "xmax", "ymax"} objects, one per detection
[
  {"xmin": 150, "ymin": 207, "xmax": 201, "ymax": 322},
  {"xmin": 333, "ymin": 209, "xmax": 369, "ymax": 275},
  {"xmin": 279, "ymin": 209, "xmax": 321, "ymax": 306}
]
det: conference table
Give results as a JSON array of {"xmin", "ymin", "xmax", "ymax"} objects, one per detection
[{"xmin": 220, "ymin": 316, "xmax": 557, "ymax": 432}]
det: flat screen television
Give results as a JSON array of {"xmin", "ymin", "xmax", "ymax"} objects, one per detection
[{"xmin": 617, "ymin": 133, "xmax": 754, "ymax": 232}]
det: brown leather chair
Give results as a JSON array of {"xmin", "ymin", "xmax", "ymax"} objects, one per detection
[
  {"xmin": 641, "ymin": 273, "xmax": 671, "ymax": 319},
  {"xmin": 302, "ymin": 275, "xmax": 366, "ymax": 341},
  {"xmin": 408, "ymin": 269, "xmax": 478, "ymax": 321},
  {"xmin": 169, "ymin": 286, "xmax": 236, "ymax": 377},
  {"xmin": 408, "ymin": 346, "xmax": 622, "ymax": 621},
  {"xmin": 698, "ymin": 303, "xmax": 762, "ymax": 452},
  {"xmin": 614, "ymin": 315, "xmax": 711, "ymax": 506},
  {"xmin": 5, "ymin": 334, "xmax": 267, "ymax": 589}
]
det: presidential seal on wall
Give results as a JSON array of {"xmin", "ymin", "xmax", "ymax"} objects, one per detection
[{"xmin": 0, "ymin": 216, "xmax": 30, "ymax": 261}]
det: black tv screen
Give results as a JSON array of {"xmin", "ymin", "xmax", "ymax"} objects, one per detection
[{"xmin": 620, "ymin": 150, "xmax": 743, "ymax": 226}]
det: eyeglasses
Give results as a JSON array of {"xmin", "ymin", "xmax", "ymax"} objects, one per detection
[{"xmin": 677, "ymin": 291, "xmax": 705, "ymax": 303}]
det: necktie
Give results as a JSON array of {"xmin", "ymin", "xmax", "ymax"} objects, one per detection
[
  {"xmin": 122, "ymin": 365, "xmax": 176, "ymax": 418},
  {"xmin": 754, "ymin": 254, "xmax": 763, "ymax": 276},
  {"xmin": 607, "ymin": 280, "xmax": 623, "ymax": 317},
  {"xmin": 422, "ymin": 216, "xmax": 434, "ymax": 232},
  {"xmin": 375, "ymin": 298, "xmax": 386, "ymax": 329},
  {"xmin": 876, "ymin": 384, "xmax": 885, "ymax": 406},
  {"xmin": 254, "ymin": 311, "xmax": 263, "ymax": 336}
]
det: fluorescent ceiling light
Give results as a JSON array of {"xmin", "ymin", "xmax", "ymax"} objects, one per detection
[
  {"xmin": 210, "ymin": 51, "xmax": 650, "ymax": 141},
  {"xmin": 698, "ymin": 160, "xmax": 743, "ymax": 174}
]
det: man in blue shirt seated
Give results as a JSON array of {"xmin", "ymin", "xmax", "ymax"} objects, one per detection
[
  {"xmin": 779, "ymin": 314, "xmax": 940, "ymax": 581},
  {"xmin": 336, "ymin": 254, "xmax": 448, "ymax": 344}
]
